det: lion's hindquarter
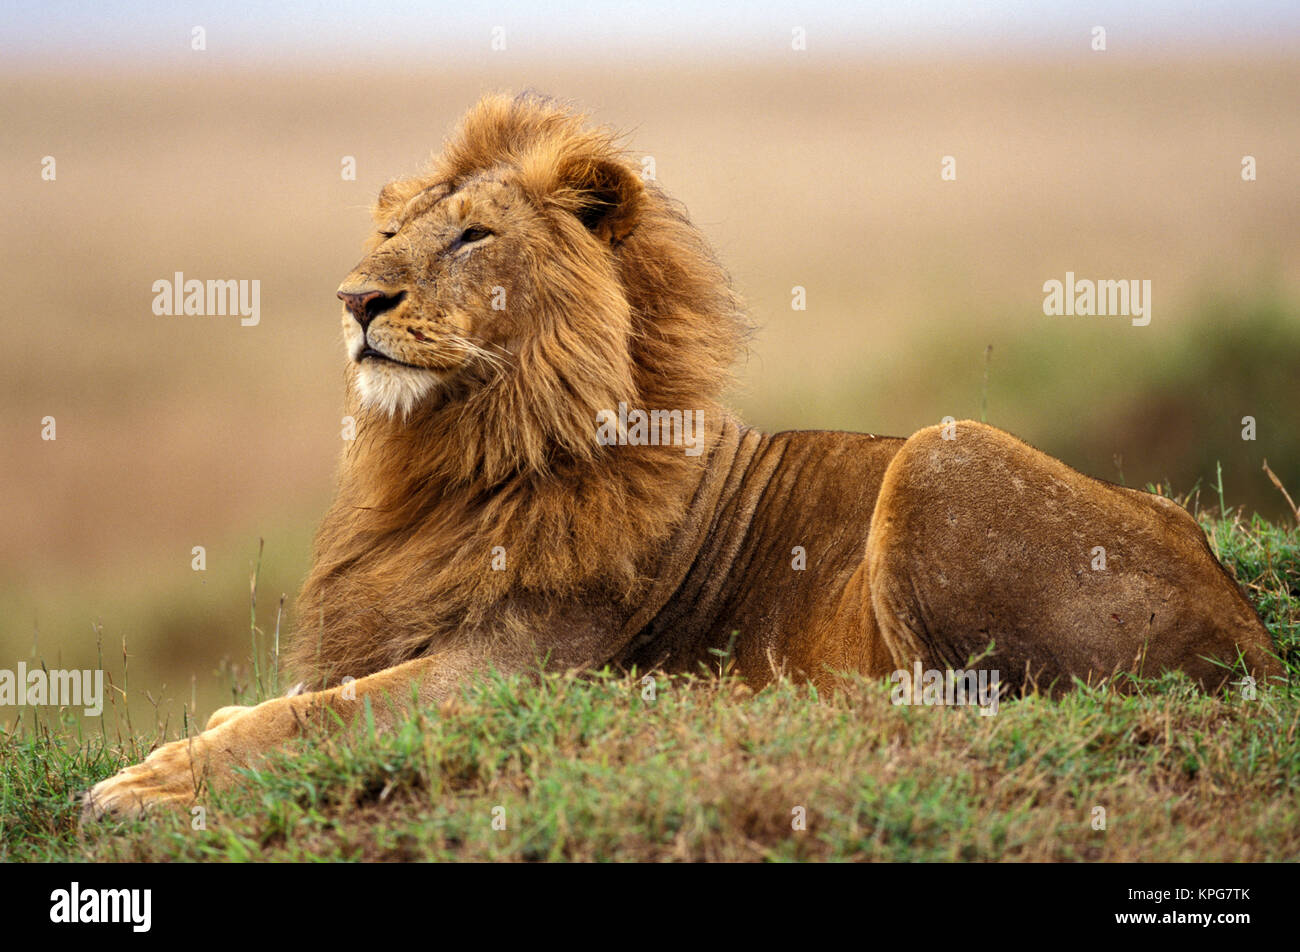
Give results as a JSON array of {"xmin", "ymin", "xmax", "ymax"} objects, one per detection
[
  {"xmin": 864, "ymin": 420, "xmax": 1280, "ymax": 691},
  {"xmin": 623, "ymin": 427, "xmax": 906, "ymax": 685}
]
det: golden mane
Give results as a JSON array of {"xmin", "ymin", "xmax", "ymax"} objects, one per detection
[{"xmin": 291, "ymin": 92, "xmax": 751, "ymax": 683}]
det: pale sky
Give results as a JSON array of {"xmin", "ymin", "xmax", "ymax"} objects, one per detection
[{"xmin": 3, "ymin": 0, "xmax": 1298, "ymax": 65}]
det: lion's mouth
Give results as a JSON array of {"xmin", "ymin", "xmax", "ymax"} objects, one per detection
[{"xmin": 357, "ymin": 345, "xmax": 427, "ymax": 371}]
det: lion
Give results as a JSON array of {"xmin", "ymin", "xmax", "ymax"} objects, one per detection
[{"xmin": 84, "ymin": 92, "xmax": 1282, "ymax": 819}]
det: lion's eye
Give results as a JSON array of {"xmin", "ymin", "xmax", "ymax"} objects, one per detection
[
  {"xmin": 378, "ymin": 231, "xmax": 396, "ymax": 239},
  {"xmin": 459, "ymin": 226, "xmax": 492, "ymax": 244}
]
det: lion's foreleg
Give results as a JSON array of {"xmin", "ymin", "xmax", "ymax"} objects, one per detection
[{"xmin": 81, "ymin": 652, "xmax": 483, "ymax": 822}]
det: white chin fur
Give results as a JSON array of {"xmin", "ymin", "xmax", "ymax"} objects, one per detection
[{"xmin": 356, "ymin": 362, "xmax": 441, "ymax": 418}]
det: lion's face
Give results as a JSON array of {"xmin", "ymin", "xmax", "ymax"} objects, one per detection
[
  {"xmin": 337, "ymin": 171, "xmax": 547, "ymax": 417},
  {"xmin": 328, "ymin": 92, "xmax": 739, "ymax": 488}
]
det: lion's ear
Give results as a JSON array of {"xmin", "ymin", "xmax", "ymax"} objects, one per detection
[
  {"xmin": 373, "ymin": 177, "xmax": 419, "ymax": 224},
  {"xmin": 560, "ymin": 157, "xmax": 643, "ymax": 244}
]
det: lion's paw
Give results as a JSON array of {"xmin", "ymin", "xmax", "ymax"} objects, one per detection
[{"xmin": 80, "ymin": 735, "xmax": 209, "ymax": 823}]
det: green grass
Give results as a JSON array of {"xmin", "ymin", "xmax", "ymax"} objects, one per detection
[{"xmin": 3, "ymin": 506, "xmax": 1297, "ymax": 863}]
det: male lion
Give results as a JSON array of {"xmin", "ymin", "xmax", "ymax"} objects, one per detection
[{"xmin": 85, "ymin": 92, "xmax": 1281, "ymax": 819}]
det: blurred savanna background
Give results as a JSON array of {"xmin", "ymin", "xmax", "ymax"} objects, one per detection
[{"xmin": 2, "ymin": 1, "xmax": 1298, "ymax": 727}]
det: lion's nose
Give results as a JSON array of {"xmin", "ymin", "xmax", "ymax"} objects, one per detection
[{"xmin": 337, "ymin": 288, "xmax": 405, "ymax": 329}]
